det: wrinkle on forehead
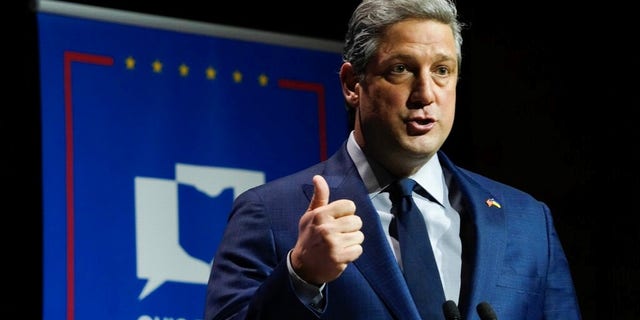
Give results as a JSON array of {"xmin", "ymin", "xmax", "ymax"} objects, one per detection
[{"xmin": 377, "ymin": 19, "xmax": 457, "ymax": 62}]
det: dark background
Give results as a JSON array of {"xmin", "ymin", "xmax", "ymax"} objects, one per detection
[{"xmin": 9, "ymin": 0, "xmax": 639, "ymax": 318}]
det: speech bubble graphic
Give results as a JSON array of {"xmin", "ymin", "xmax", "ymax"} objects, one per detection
[{"xmin": 135, "ymin": 164, "xmax": 264, "ymax": 300}]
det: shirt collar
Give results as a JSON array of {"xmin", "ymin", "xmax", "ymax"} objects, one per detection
[{"xmin": 345, "ymin": 131, "xmax": 446, "ymax": 205}]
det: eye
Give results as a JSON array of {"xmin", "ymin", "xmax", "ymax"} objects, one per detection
[
  {"xmin": 434, "ymin": 65, "xmax": 450, "ymax": 77},
  {"xmin": 390, "ymin": 64, "xmax": 409, "ymax": 74}
]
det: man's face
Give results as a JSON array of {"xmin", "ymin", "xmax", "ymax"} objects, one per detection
[{"xmin": 353, "ymin": 19, "xmax": 459, "ymax": 175}]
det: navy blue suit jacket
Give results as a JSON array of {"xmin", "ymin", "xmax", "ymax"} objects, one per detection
[{"xmin": 204, "ymin": 143, "xmax": 581, "ymax": 319}]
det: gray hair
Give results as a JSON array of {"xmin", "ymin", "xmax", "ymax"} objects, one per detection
[{"xmin": 342, "ymin": 0, "xmax": 464, "ymax": 79}]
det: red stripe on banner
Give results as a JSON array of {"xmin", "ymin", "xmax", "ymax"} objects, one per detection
[
  {"xmin": 63, "ymin": 51, "xmax": 114, "ymax": 320},
  {"xmin": 277, "ymin": 79, "xmax": 328, "ymax": 161}
]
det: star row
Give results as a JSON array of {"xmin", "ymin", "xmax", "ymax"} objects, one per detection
[{"xmin": 124, "ymin": 56, "xmax": 269, "ymax": 86}]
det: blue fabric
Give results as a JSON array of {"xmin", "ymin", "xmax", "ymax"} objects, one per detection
[{"xmin": 204, "ymin": 144, "xmax": 582, "ymax": 319}]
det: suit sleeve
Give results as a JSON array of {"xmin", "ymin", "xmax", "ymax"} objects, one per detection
[
  {"xmin": 203, "ymin": 188, "xmax": 320, "ymax": 320},
  {"xmin": 542, "ymin": 203, "xmax": 582, "ymax": 319}
]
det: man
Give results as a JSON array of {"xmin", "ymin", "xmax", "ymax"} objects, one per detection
[{"xmin": 204, "ymin": 0, "xmax": 582, "ymax": 318}]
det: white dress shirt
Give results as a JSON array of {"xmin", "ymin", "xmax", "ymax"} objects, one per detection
[{"xmin": 345, "ymin": 131, "xmax": 462, "ymax": 303}]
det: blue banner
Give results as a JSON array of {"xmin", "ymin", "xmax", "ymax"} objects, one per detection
[{"xmin": 38, "ymin": 5, "xmax": 347, "ymax": 320}]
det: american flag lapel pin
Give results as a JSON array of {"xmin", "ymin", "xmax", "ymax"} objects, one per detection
[{"xmin": 486, "ymin": 198, "xmax": 501, "ymax": 208}]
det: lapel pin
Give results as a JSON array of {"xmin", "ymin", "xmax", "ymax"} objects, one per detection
[{"xmin": 486, "ymin": 198, "xmax": 501, "ymax": 208}]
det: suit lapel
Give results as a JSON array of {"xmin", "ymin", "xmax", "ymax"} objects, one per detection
[
  {"xmin": 438, "ymin": 152, "xmax": 506, "ymax": 317},
  {"xmin": 305, "ymin": 146, "xmax": 421, "ymax": 320}
]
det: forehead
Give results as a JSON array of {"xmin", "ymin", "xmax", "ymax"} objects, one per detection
[{"xmin": 378, "ymin": 19, "xmax": 456, "ymax": 55}]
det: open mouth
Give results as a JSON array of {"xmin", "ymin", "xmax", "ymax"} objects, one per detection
[{"xmin": 415, "ymin": 118, "xmax": 433, "ymax": 125}]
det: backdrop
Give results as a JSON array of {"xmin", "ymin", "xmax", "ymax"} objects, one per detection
[{"xmin": 38, "ymin": 3, "xmax": 348, "ymax": 319}]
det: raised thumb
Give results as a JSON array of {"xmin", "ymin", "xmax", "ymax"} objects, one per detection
[{"xmin": 307, "ymin": 175, "xmax": 329, "ymax": 211}]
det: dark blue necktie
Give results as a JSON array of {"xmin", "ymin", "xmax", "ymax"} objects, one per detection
[{"xmin": 389, "ymin": 178, "xmax": 446, "ymax": 320}]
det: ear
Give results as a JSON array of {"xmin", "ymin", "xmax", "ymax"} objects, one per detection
[{"xmin": 339, "ymin": 63, "xmax": 359, "ymax": 107}]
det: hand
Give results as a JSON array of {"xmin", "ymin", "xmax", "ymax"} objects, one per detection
[{"xmin": 290, "ymin": 175, "xmax": 364, "ymax": 285}]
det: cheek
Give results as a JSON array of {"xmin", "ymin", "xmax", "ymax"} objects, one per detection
[
  {"xmin": 367, "ymin": 84, "xmax": 407, "ymax": 111},
  {"xmin": 439, "ymin": 103, "xmax": 457, "ymax": 133},
  {"xmin": 443, "ymin": 95, "xmax": 456, "ymax": 118}
]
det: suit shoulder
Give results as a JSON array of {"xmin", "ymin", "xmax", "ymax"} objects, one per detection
[
  {"xmin": 457, "ymin": 166, "xmax": 541, "ymax": 202},
  {"xmin": 242, "ymin": 161, "xmax": 327, "ymax": 196},
  {"xmin": 246, "ymin": 144, "xmax": 349, "ymax": 195}
]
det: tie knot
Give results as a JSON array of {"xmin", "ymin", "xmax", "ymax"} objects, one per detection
[
  {"xmin": 388, "ymin": 178, "xmax": 418, "ymax": 214},
  {"xmin": 397, "ymin": 178, "xmax": 417, "ymax": 197}
]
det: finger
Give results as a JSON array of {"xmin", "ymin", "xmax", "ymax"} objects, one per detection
[
  {"xmin": 335, "ymin": 214, "xmax": 362, "ymax": 232},
  {"xmin": 324, "ymin": 199, "xmax": 357, "ymax": 219},
  {"xmin": 307, "ymin": 175, "xmax": 330, "ymax": 211}
]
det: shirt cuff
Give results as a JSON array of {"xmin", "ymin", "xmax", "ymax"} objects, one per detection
[{"xmin": 286, "ymin": 249, "xmax": 326, "ymax": 309}]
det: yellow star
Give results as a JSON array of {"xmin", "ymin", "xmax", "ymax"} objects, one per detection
[
  {"xmin": 232, "ymin": 70, "xmax": 243, "ymax": 83},
  {"xmin": 206, "ymin": 66, "xmax": 217, "ymax": 80},
  {"xmin": 125, "ymin": 56, "xmax": 135, "ymax": 70},
  {"xmin": 152, "ymin": 59, "xmax": 163, "ymax": 73},
  {"xmin": 258, "ymin": 73, "xmax": 269, "ymax": 86},
  {"xmin": 179, "ymin": 63, "xmax": 189, "ymax": 77}
]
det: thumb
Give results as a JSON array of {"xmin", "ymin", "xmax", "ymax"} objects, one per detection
[{"xmin": 307, "ymin": 175, "xmax": 330, "ymax": 211}]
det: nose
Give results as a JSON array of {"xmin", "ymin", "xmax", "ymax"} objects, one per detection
[{"xmin": 408, "ymin": 72, "xmax": 435, "ymax": 109}]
